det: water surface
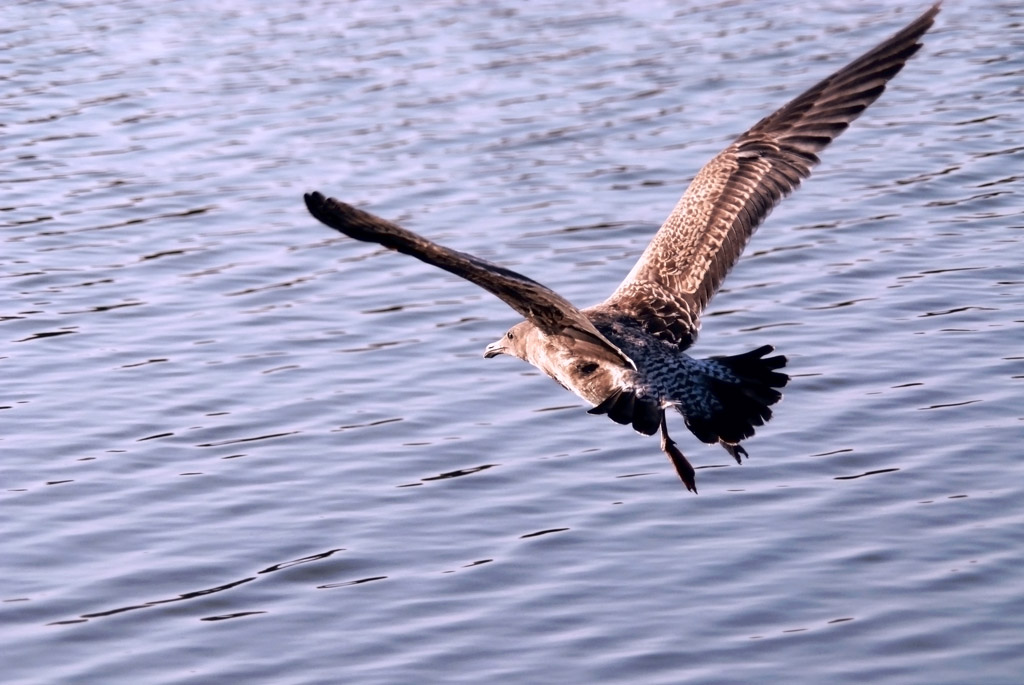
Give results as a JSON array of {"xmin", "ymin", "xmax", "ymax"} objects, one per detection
[{"xmin": 3, "ymin": 1, "xmax": 1023, "ymax": 683}]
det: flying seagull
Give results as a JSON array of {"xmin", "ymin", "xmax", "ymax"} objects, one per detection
[{"xmin": 305, "ymin": 4, "xmax": 939, "ymax": 493}]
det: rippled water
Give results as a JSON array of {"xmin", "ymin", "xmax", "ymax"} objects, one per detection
[{"xmin": 4, "ymin": 1, "xmax": 1023, "ymax": 683}]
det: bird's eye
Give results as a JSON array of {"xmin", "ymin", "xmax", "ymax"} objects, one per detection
[{"xmin": 507, "ymin": 330, "xmax": 515, "ymax": 340}]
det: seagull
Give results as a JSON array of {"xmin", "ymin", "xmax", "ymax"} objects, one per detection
[{"xmin": 305, "ymin": 4, "xmax": 939, "ymax": 493}]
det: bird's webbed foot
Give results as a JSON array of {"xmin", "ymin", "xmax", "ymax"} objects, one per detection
[
  {"xmin": 721, "ymin": 442, "xmax": 748, "ymax": 466},
  {"xmin": 660, "ymin": 417, "xmax": 697, "ymax": 494}
]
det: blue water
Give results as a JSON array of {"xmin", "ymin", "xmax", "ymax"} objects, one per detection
[{"xmin": 3, "ymin": 1, "xmax": 1023, "ymax": 683}]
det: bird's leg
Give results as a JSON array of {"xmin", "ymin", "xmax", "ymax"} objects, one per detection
[
  {"xmin": 660, "ymin": 416, "xmax": 697, "ymax": 494},
  {"xmin": 721, "ymin": 442, "xmax": 748, "ymax": 466}
]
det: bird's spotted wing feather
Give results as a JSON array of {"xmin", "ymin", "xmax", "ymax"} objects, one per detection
[
  {"xmin": 598, "ymin": 3, "xmax": 940, "ymax": 350},
  {"xmin": 304, "ymin": 192, "xmax": 633, "ymax": 367}
]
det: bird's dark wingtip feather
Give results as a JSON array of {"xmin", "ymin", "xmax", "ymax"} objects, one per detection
[
  {"xmin": 303, "ymin": 191, "xmax": 397, "ymax": 245},
  {"xmin": 305, "ymin": 191, "xmax": 344, "ymax": 229},
  {"xmin": 304, "ymin": 191, "xmax": 334, "ymax": 228},
  {"xmin": 304, "ymin": 191, "xmax": 325, "ymax": 211},
  {"xmin": 589, "ymin": 389, "xmax": 661, "ymax": 436}
]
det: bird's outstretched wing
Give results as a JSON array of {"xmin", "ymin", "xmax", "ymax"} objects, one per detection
[
  {"xmin": 598, "ymin": 3, "xmax": 940, "ymax": 350},
  {"xmin": 304, "ymin": 192, "xmax": 633, "ymax": 367}
]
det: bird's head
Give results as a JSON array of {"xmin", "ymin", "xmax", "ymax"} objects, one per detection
[{"xmin": 483, "ymin": 321, "xmax": 535, "ymax": 361}]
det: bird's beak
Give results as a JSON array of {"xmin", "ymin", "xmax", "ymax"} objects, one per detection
[{"xmin": 483, "ymin": 341, "xmax": 505, "ymax": 359}]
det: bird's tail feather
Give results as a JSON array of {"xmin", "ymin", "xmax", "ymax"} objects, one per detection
[{"xmin": 684, "ymin": 345, "xmax": 789, "ymax": 446}]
